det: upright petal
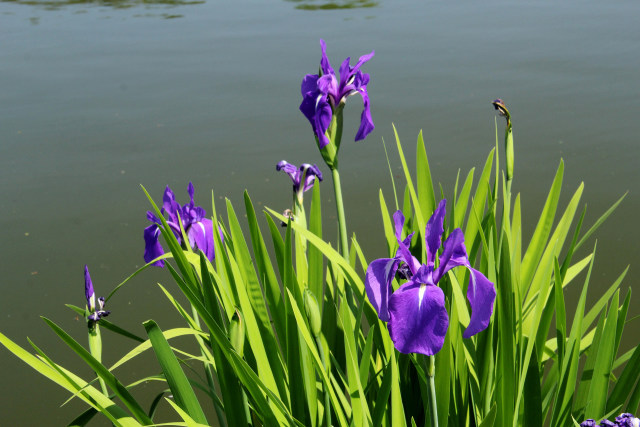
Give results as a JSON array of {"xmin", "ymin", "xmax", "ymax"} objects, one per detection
[
  {"xmin": 433, "ymin": 228, "xmax": 469, "ymax": 283},
  {"xmin": 187, "ymin": 218, "xmax": 215, "ymax": 262},
  {"xmin": 392, "ymin": 210, "xmax": 420, "ymax": 275},
  {"xmin": 84, "ymin": 265, "xmax": 95, "ymax": 311},
  {"xmin": 425, "ymin": 199, "xmax": 447, "ymax": 267},
  {"xmin": 364, "ymin": 258, "xmax": 399, "ymax": 322},
  {"xmin": 187, "ymin": 182, "xmax": 195, "ymax": 209},
  {"xmin": 319, "ymin": 39, "xmax": 334, "ymax": 77},
  {"xmin": 388, "ymin": 281, "xmax": 449, "ymax": 355},
  {"xmin": 317, "ymin": 74, "xmax": 339, "ymax": 102},
  {"xmin": 301, "ymin": 163, "xmax": 323, "ymax": 192},
  {"xmin": 352, "ymin": 50, "xmax": 375, "ymax": 75},
  {"xmin": 144, "ymin": 224, "xmax": 166, "ymax": 267},
  {"xmin": 163, "ymin": 186, "xmax": 180, "ymax": 224},
  {"xmin": 392, "ymin": 210, "xmax": 405, "ymax": 241},
  {"xmin": 463, "ymin": 268, "xmax": 496, "ymax": 338}
]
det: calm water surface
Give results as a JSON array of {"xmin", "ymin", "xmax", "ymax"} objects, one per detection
[{"xmin": 1, "ymin": 0, "xmax": 639, "ymax": 423}]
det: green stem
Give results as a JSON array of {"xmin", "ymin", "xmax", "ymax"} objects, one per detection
[
  {"xmin": 426, "ymin": 355, "xmax": 438, "ymax": 427},
  {"xmin": 315, "ymin": 336, "xmax": 331, "ymax": 427},
  {"xmin": 331, "ymin": 167, "xmax": 349, "ymax": 260},
  {"xmin": 88, "ymin": 326, "xmax": 108, "ymax": 396}
]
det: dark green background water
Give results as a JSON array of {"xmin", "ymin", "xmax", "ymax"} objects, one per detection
[{"xmin": 1, "ymin": 0, "xmax": 638, "ymax": 424}]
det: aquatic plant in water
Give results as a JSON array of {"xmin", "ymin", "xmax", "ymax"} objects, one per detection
[{"xmin": 0, "ymin": 39, "xmax": 637, "ymax": 427}]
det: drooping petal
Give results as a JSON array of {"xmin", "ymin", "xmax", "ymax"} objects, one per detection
[
  {"xmin": 364, "ymin": 258, "xmax": 399, "ymax": 322},
  {"xmin": 144, "ymin": 223, "xmax": 166, "ymax": 267},
  {"xmin": 300, "ymin": 91, "xmax": 333, "ymax": 149},
  {"xmin": 301, "ymin": 74, "xmax": 320, "ymax": 98},
  {"xmin": 463, "ymin": 268, "xmax": 496, "ymax": 338},
  {"xmin": 187, "ymin": 218, "xmax": 215, "ymax": 262},
  {"xmin": 425, "ymin": 199, "xmax": 447, "ymax": 267},
  {"xmin": 276, "ymin": 160, "xmax": 301, "ymax": 188},
  {"xmin": 354, "ymin": 87, "xmax": 374, "ymax": 141},
  {"xmin": 84, "ymin": 265, "xmax": 95, "ymax": 311},
  {"xmin": 388, "ymin": 281, "xmax": 449, "ymax": 355},
  {"xmin": 433, "ymin": 228, "xmax": 469, "ymax": 283}
]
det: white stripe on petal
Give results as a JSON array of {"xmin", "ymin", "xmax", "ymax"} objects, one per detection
[{"xmin": 418, "ymin": 284, "xmax": 427, "ymax": 309}]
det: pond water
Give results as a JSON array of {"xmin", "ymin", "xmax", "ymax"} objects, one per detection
[{"xmin": 1, "ymin": 0, "xmax": 639, "ymax": 424}]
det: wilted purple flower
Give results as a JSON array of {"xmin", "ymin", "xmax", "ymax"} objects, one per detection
[
  {"xmin": 300, "ymin": 39, "xmax": 374, "ymax": 149},
  {"xmin": 492, "ymin": 98, "xmax": 510, "ymax": 121},
  {"xmin": 85, "ymin": 265, "xmax": 110, "ymax": 329},
  {"xmin": 276, "ymin": 160, "xmax": 323, "ymax": 196},
  {"xmin": 144, "ymin": 182, "xmax": 215, "ymax": 267},
  {"xmin": 580, "ymin": 421, "xmax": 597, "ymax": 427},
  {"xmin": 364, "ymin": 200, "xmax": 496, "ymax": 355},
  {"xmin": 600, "ymin": 420, "xmax": 617, "ymax": 427}
]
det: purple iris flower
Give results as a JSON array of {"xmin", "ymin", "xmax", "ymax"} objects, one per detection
[
  {"xmin": 615, "ymin": 413, "xmax": 640, "ymax": 427},
  {"xmin": 580, "ymin": 421, "xmax": 597, "ymax": 427},
  {"xmin": 300, "ymin": 39, "xmax": 375, "ymax": 149},
  {"xmin": 85, "ymin": 265, "xmax": 110, "ymax": 329},
  {"xmin": 144, "ymin": 182, "xmax": 215, "ymax": 267},
  {"xmin": 600, "ymin": 421, "xmax": 617, "ymax": 427},
  {"xmin": 276, "ymin": 160, "xmax": 323, "ymax": 196},
  {"xmin": 364, "ymin": 200, "xmax": 496, "ymax": 355}
]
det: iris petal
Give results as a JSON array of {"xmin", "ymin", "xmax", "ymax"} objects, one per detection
[
  {"xmin": 463, "ymin": 268, "xmax": 496, "ymax": 338},
  {"xmin": 425, "ymin": 199, "xmax": 446, "ymax": 267},
  {"xmin": 84, "ymin": 265, "xmax": 95, "ymax": 311},
  {"xmin": 388, "ymin": 281, "xmax": 449, "ymax": 355},
  {"xmin": 143, "ymin": 224, "xmax": 166, "ymax": 267},
  {"xmin": 364, "ymin": 258, "xmax": 399, "ymax": 322},
  {"xmin": 434, "ymin": 228, "xmax": 469, "ymax": 283},
  {"xmin": 355, "ymin": 88, "xmax": 375, "ymax": 141},
  {"xmin": 187, "ymin": 218, "xmax": 215, "ymax": 262}
]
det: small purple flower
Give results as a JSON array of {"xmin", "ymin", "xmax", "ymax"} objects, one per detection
[
  {"xmin": 144, "ymin": 182, "xmax": 215, "ymax": 267},
  {"xmin": 580, "ymin": 420, "xmax": 597, "ymax": 427},
  {"xmin": 364, "ymin": 200, "xmax": 496, "ymax": 355},
  {"xmin": 276, "ymin": 160, "xmax": 323, "ymax": 196},
  {"xmin": 85, "ymin": 265, "xmax": 110, "ymax": 329},
  {"xmin": 600, "ymin": 420, "xmax": 617, "ymax": 427},
  {"xmin": 300, "ymin": 39, "xmax": 375, "ymax": 149}
]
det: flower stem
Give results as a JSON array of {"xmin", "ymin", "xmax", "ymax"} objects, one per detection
[
  {"xmin": 331, "ymin": 167, "xmax": 349, "ymax": 260},
  {"xmin": 315, "ymin": 335, "xmax": 331, "ymax": 427},
  {"xmin": 426, "ymin": 355, "xmax": 438, "ymax": 427}
]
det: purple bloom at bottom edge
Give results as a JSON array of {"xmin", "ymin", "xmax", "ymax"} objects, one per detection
[
  {"xmin": 616, "ymin": 413, "xmax": 640, "ymax": 427},
  {"xmin": 84, "ymin": 265, "xmax": 110, "ymax": 328},
  {"xmin": 580, "ymin": 420, "xmax": 596, "ymax": 427},
  {"xmin": 364, "ymin": 200, "xmax": 496, "ymax": 356}
]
